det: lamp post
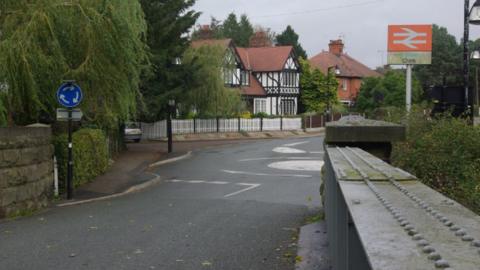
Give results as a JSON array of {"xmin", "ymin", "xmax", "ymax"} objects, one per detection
[
  {"xmin": 471, "ymin": 49, "xmax": 480, "ymax": 117},
  {"xmin": 167, "ymin": 99, "xmax": 175, "ymax": 153},
  {"xmin": 465, "ymin": 0, "xmax": 480, "ymax": 121},
  {"xmin": 327, "ymin": 65, "xmax": 341, "ymax": 122}
]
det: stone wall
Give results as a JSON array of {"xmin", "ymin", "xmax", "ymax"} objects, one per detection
[{"xmin": 0, "ymin": 127, "xmax": 53, "ymax": 218}]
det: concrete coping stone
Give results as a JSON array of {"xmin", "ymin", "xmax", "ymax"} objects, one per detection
[
  {"xmin": 325, "ymin": 116, "xmax": 406, "ymax": 143},
  {"xmin": 325, "ymin": 146, "xmax": 480, "ymax": 269}
]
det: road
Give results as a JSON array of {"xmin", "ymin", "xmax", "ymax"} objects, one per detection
[{"xmin": 0, "ymin": 136, "xmax": 324, "ymax": 270}]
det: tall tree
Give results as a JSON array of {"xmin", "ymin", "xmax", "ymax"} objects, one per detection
[
  {"xmin": 299, "ymin": 59, "xmax": 338, "ymax": 113},
  {"xmin": 237, "ymin": 15, "xmax": 254, "ymax": 47},
  {"xmin": 0, "ymin": 0, "xmax": 149, "ymax": 127},
  {"xmin": 356, "ymin": 70, "xmax": 422, "ymax": 113},
  {"xmin": 221, "ymin": 13, "xmax": 240, "ymax": 42},
  {"xmin": 182, "ymin": 45, "xmax": 245, "ymax": 117},
  {"xmin": 413, "ymin": 24, "xmax": 462, "ymax": 88},
  {"xmin": 276, "ymin": 25, "xmax": 307, "ymax": 59},
  {"xmin": 139, "ymin": 0, "xmax": 200, "ymax": 121}
]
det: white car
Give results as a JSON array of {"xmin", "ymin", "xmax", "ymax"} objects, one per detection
[{"xmin": 125, "ymin": 122, "xmax": 142, "ymax": 143}]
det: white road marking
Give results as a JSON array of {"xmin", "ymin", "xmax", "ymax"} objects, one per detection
[
  {"xmin": 209, "ymin": 181, "xmax": 229, "ymax": 185},
  {"xmin": 168, "ymin": 179, "xmax": 184, "ymax": 183},
  {"xmin": 272, "ymin": 147, "xmax": 306, "ymax": 154},
  {"xmin": 187, "ymin": 180, "xmax": 205, "ymax": 184},
  {"xmin": 222, "ymin": 169, "xmax": 312, "ymax": 178},
  {"xmin": 238, "ymin": 157, "xmax": 314, "ymax": 162},
  {"xmin": 268, "ymin": 160, "xmax": 324, "ymax": 172},
  {"xmin": 309, "ymin": 151, "xmax": 324, "ymax": 154},
  {"xmin": 224, "ymin": 183, "xmax": 261, "ymax": 198},
  {"xmin": 284, "ymin": 141, "xmax": 309, "ymax": 147},
  {"xmin": 164, "ymin": 179, "xmax": 260, "ymax": 198}
]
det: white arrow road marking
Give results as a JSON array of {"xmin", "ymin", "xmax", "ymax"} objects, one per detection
[
  {"xmin": 224, "ymin": 183, "xmax": 261, "ymax": 198},
  {"xmin": 164, "ymin": 179, "xmax": 260, "ymax": 198},
  {"xmin": 222, "ymin": 169, "xmax": 312, "ymax": 178},
  {"xmin": 393, "ymin": 28, "xmax": 427, "ymax": 49},
  {"xmin": 284, "ymin": 141, "xmax": 309, "ymax": 147}
]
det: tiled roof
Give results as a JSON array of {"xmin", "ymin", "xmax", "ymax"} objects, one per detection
[
  {"xmin": 309, "ymin": 51, "xmax": 380, "ymax": 78},
  {"xmin": 236, "ymin": 46, "xmax": 293, "ymax": 72},
  {"xmin": 191, "ymin": 39, "xmax": 232, "ymax": 49},
  {"xmin": 240, "ymin": 73, "xmax": 266, "ymax": 96}
]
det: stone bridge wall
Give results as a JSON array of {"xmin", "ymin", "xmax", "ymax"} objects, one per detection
[{"xmin": 0, "ymin": 127, "xmax": 53, "ymax": 218}]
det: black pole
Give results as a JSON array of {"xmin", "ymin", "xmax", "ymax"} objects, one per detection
[
  {"xmin": 465, "ymin": 0, "xmax": 472, "ymax": 120},
  {"xmin": 167, "ymin": 107, "xmax": 173, "ymax": 153},
  {"xmin": 67, "ymin": 107, "xmax": 73, "ymax": 200}
]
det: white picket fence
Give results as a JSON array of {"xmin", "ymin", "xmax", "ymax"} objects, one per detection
[{"xmin": 140, "ymin": 117, "xmax": 302, "ymax": 140}]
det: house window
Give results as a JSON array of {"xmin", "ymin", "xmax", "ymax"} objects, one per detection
[
  {"xmin": 342, "ymin": 79, "xmax": 348, "ymax": 91},
  {"xmin": 241, "ymin": 70, "xmax": 249, "ymax": 86},
  {"xmin": 280, "ymin": 100, "xmax": 296, "ymax": 115},
  {"xmin": 254, "ymin": 99, "xmax": 267, "ymax": 114}
]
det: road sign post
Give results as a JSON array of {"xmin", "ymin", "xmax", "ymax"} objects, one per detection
[
  {"xmin": 388, "ymin": 25, "xmax": 432, "ymax": 112},
  {"xmin": 56, "ymin": 81, "xmax": 83, "ymax": 200}
]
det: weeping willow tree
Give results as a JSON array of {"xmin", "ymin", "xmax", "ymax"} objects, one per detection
[
  {"xmin": 182, "ymin": 45, "xmax": 245, "ymax": 118},
  {"xmin": 0, "ymin": 0, "xmax": 149, "ymax": 127}
]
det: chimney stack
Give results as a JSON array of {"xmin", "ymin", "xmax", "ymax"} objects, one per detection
[
  {"xmin": 329, "ymin": 39, "xmax": 344, "ymax": 56},
  {"xmin": 249, "ymin": 31, "xmax": 272, "ymax": 48}
]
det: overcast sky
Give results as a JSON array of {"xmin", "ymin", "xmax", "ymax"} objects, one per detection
[{"xmin": 193, "ymin": 0, "xmax": 480, "ymax": 69}]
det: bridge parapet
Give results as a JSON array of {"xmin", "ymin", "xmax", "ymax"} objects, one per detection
[{"xmin": 324, "ymin": 146, "xmax": 480, "ymax": 270}]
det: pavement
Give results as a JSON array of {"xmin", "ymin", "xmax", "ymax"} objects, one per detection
[{"xmin": 0, "ymin": 133, "xmax": 330, "ymax": 270}]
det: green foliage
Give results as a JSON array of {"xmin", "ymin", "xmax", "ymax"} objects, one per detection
[
  {"xmin": 276, "ymin": 25, "xmax": 307, "ymax": 59},
  {"xmin": 139, "ymin": 0, "xmax": 200, "ymax": 122},
  {"xmin": 0, "ymin": 92, "xmax": 7, "ymax": 127},
  {"xmin": 414, "ymin": 25, "xmax": 463, "ymax": 87},
  {"xmin": 253, "ymin": 112, "xmax": 269, "ymax": 118},
  {"xmin": 192, "ymin": 13, "xmax": 254, "ymax": 47},
  {"xmin": 53, "ymin": 128, "xmax": 109, "ymax": 188},
  {"xmin": 0, "ymin": 0, "xmax": 149, "ymax": 127},
  {"xmin": 391, "ymin": 111, "xmax": 480, "ymax": 213},
  {"xmin": 356, "ymin": 70, "xmax": 422, "ymax": 114},
  {"xmin": 182, "ymin": 45, "xmax": 245, "ymax": 117},
  {"xmin": 299, "ymin": 59, "xmax": 338, "ymax": 113}
]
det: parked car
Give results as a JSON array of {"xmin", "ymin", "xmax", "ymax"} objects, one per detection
[{"xmin": 124, "ymin": 122, "xmax": 142, "ymax": 143}]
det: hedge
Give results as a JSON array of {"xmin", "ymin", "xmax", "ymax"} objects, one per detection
[
  {"xmin": 391, "ymin": 112, "xmax": 480, "ymax": 213},
  {"xmin": 53, "ymin": 128, "xmax": 109, "ymax": 188}
]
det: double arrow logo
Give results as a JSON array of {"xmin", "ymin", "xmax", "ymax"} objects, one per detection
[{"xmin": 393, "ymin": 28, "xmax": 427, "ymax": 49}]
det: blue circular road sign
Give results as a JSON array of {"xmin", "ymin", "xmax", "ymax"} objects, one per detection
[{"xmin": 56, "ymin": 82, "xmax": 83, "ymax": 108}]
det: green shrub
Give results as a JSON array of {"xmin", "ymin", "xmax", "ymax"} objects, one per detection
[
  {"xmin": 53, "ymin": 128, "xmax": 109, "ymax": 188},
  {"xmin": 253, "ymin": 112, "xmax": 269, "ymax": 118},
  {"xmin": 392, "ymin": 113, "xmax": 480, "ymax": 212}
]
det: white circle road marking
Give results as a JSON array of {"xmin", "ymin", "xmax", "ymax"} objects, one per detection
[{"xmin": 268, "ymin": 160, "xmax": 324, "ymax": 172}]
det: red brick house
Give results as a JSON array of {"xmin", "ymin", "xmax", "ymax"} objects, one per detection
[{"xmin": 309, "ymin": 40, "xmax": 380, "ymax": 106}]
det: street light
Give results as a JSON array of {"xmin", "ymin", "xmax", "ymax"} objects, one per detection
[
  {"xmin": 326, "ymin": 65, "xmax": 340, "ymax": 121},
  {"xmin": 167, "ymin": 99, "xmax": 175, "ymax": 153},
  {"xmin": 470, "ymin": 0, "xmax": 480, "ymax": 24},
  {"xmin": 464, "ymin": 0, "xmax": 480, "ymax": 121},
  {"xmin": 472, "ymin": 49, "xmax": 480, "ymax": 117}
]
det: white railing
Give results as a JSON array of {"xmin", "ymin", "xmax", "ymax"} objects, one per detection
[{"xmin": 141, "ymin": 117, "xmax": 302, "ymax": 140}]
